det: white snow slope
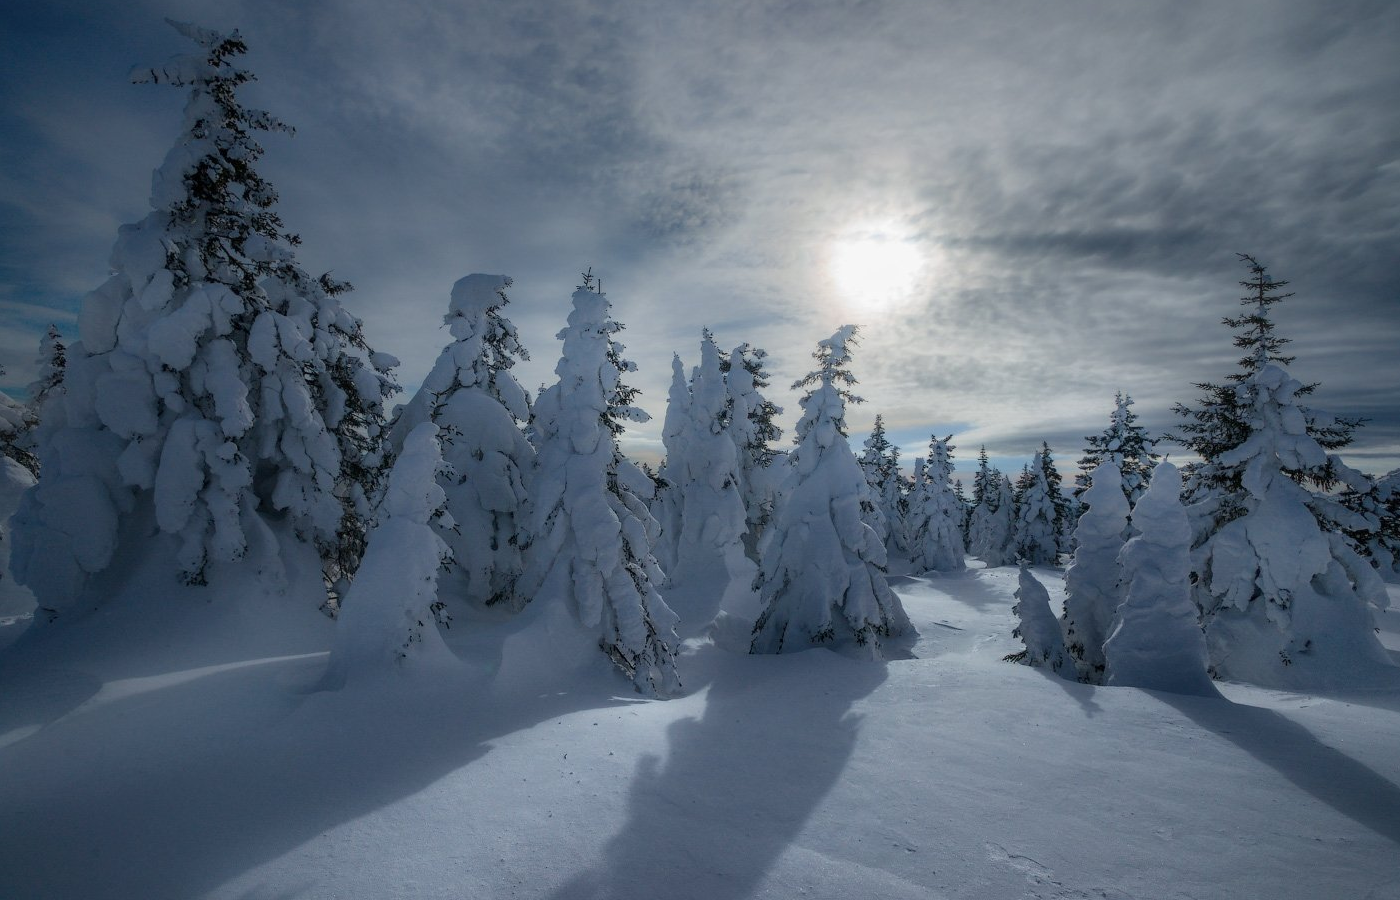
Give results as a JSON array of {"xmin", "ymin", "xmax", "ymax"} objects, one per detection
[{"xmin": 1, "ymin": 564, "xmax": 1398, "ymax": 900}]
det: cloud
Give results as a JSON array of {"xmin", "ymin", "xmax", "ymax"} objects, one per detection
[{"xmin": 1, "ymin": 0, "xmax": 1397, "ymax": 474}]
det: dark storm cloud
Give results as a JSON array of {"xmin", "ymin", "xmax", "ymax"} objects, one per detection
[{"xmin": 0, "ymin": 0, "xmax": 1396, "ymax": 472}]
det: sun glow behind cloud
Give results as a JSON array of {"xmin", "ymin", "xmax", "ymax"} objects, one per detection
[{"xmin": 829, "ymin": 226, "xmax": 926, "ymax": 311}]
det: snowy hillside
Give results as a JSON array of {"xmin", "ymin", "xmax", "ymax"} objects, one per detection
[{"xmin": 2, "ymin": 564, "xmax": 1397, "ymax": 900}]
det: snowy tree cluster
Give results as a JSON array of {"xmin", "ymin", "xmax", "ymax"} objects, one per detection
[
  {"xmin": 1007, "ymin": 255, "xmax": 1396, "ymax": 692},
  {"xmin": 1, "ymin": 24, "xmax": 1395, "ymax": 701}
]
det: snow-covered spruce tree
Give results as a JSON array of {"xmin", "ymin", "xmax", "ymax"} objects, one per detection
[
  {"xmin": 858, "ymin": 414, "xmax": 908, "ymax": 553},
  {"xmin": 9, "ymin": 23, "xmax": 398, "ymax": 610},
  {"xmin": 907, "ymin": 435, "xmax": 965, "ymax": 573},
  {"xmin": 0, "ymin": 368, "xmax": 38, "ymax": 477},
  {"xmin": 723, "ymin": 341, "xmax": 784, "ymax": 563},
  {"xmin": 1172, "ymin": 255, "xmax": 1390, "ymax": 685},
  {"xmin": 1102, "ymin": 461, "xmax": 1218, "ymax": 696},
  {"xmin": 1343, "ymin": 469, "xmax": 1400, "ymax": 578},
  {"xmin": 29, "ymin": 325, "xmax": 67, "ymax": 416},
  {"xmin": 1075, "ymin": 392, "xmax": 1158, "ymax": 508},
  {"xmin": 1004, "ymin": 566, "xmax": 1075, "ymax": 679},
  {"xmin": 385, "ymin": 274, "xmax": 533, "ymax": 612},
  {"xmin": 954, "ymin": 478, "xmax": 971, "ymax": 543},
  {"xmin": 659, "ymin": 332, "xmax": 752, "ymax": 633},
  {"xmin": 751, "ymin": 326, "xmax": 910, "ymax": 657},
  {"xmin": 1013, "ymin": 449, "xmax": 1061, "ymax": 565},
  {"xmin": 1061, "ymin": 461, "xmax": 1129, "ymax": 683},
  {"xmin": 323, "ymin": 422, "xmax": 454, "ymax": 684},
  {"xmin": 970, "ymin": 471, "xmax": 1016, "ymax": 567},
  {"xmin": 518, "ymin": 274, "xmax": 680, "ymax": 696},
  {"xmin": 650, "ymin": 353, "xmax": 691, "ymax": 576}
]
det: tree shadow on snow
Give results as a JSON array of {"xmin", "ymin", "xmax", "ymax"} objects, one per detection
[
  {"xmin": 549, "ymin": 646, "xmax": 888, "ymax": 900},
  {"xmin": 0, "ymin": 654, "xmax": 644, "ymax": 900},
  {"xmin": 897, "ymin": 567, "xmax": 1029, "ymax": 613},
  {"xmin": 1155, "ymin": 692, "xmax": 1400, "ymax": 848}
]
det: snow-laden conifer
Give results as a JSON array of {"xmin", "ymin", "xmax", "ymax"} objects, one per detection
[
  {"xmin": 1075, "ymin": 392, "xmax": 1158, "ymax": 508},
  {"xmin": 858, "ymin": 414, "xmax": 907, "ymax": 553},
  {"xmin": 970, "ymin": 472, "xmax": 1016, "ymax": 567},
  {"xmin": 751, "ymin": 326, "xmax": 910, "ymax": 657},
  {"xmin": 0, "ymin": 371, "xmax": 37, "ymax": 477},
  {"xmin": 324, "ymin": 422, "xmax": 454, "ymax": 684},
  {"xmin": 1336, "ymin": 467, "xmax": 1400, "ymax": 581},
  {"xmin": 650, "ymin": 354, "xmax": 691, "ymax": 576},
  {"xmin": 1061, "ymin": 461, "xmax": 1129, "ymax": 683},
  {"xmin": 724, "ymin": 342, "xmax": 783, "ymax": 562},
  {"xmin": 907, "ymin": 435, "xmax": 966, "ymax": 572},
  {"xmin": 1005, "ymin": 566, "xmax": 1075, "ymax": 678},
  {"xmin": 10, "ymin": 23, "xmax": 397, "ymax": 610},
  {"xmin": 519, "ymin": 275, "xmax": 680, "ymax": 696},
  {"xmin": 659, "ymin": 332, "xmax": 753, "ymax": 633},
  {"xmin": 1102, "ymin": 461, "xmax": 1219, "ymax": 696},
  {"xmin": 1014, "ymin": 449, "xmax": 1061, "ymax": 565},
  {"xmin": 1173, "ymin": 256, "xmax": 1391, "ymax": 686},
  {"xmin": 386, "ymin": 274, "xmax": 534, "ymax": 611},
  {"xmin": 29, "ymin": 325, "xmax": 67, "ymax": 417},
  {"xmin": 0, "ymin": 373, "xmax": 38, "ymax": 617}
]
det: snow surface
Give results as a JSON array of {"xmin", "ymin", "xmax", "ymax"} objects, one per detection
[{"xmin": 2, "ymin": 562, "xmax": 1399, "ymax": 899}]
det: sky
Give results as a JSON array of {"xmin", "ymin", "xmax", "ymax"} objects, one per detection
[{"xmin": 1, "ymin": 0, "xmax": 1397, "ymax": 476}]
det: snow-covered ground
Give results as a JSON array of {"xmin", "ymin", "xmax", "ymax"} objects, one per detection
[{"xmin": 2, "ymin": 565, "xmax": 1398, "ymax": 899}]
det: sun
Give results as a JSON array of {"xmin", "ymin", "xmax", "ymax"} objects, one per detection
[{"xmin": 829, "ymin": 227, "xmax": 925, "ymax": 308}]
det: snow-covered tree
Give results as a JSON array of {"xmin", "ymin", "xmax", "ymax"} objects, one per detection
[
  {"xmin": 1103, "ymin": 462, "xmax": 1219, "ymax": 696},
  {"xmin": 752, "ymin": 326, "xmax": 910, "ymax": 657},
  {"xmin": 323, "ymin": 422, "xmax": 454, "ymax": 684},
  {"xmin": 1061, "ymin": 461, "xmax": 1129, "ymax": 683},
  {"xmin": 1172, "ymin": 255, "xmax": 1391, "ymax": 686},
  {"xmin": 953, "ymin": 478, "xmax": 971, "ymax": 543},
  {"xmin": 1075, "ymin": 392, "xmax": 1158, "ymax": 507},
  {"xmin": 29, "ymin": 325, "xmax": 67, "ymax": 419},
  {"xmin": 10, "ymin": 23, "xmax": 398, "ymax": 611},
  {"xmin": 519, "ymin": 275, "xmax": 680, "ymax": 696},
  {"xmin": 970, "ymin": 472, "xmax": 1016, "ymax": 567},
  {"xmin": 907, "ymin": 435, "xmax": 965, "ymax": 572},
  {"xmin": 1337, "ymin": 468, "xmax": 1400, "ymax": 580},
  {"xmin": 1014, "ymin": 448, "xmax": 1062, "ymax": 565},
  {"xmin": 650, "ymin": 354, "xmax": 691, "ymax": 576},
  {"xmin": 0, "ymin": 371, "xmax": 38, "ymax": 477},
  {"xmin": 1005, "ymin": 566, "xmax": 1075, "ymax": 678},
  {"xmin": 859, "ymin": 414, "xmax": 907, "ymax": 553},
  {"xmin": 657, "ymin": 332, "xmax": 753, "ymax": 633},
  {"xmin": 723, "ymin": 342, "xmax": 783, "ymax": 562},
  {"xmin": 0, "ymin": 370, "xmax": 38, "ymax": 617},
  {"xmin": 386, "ymin": 274, "xmax": 533, "ymax": 612}
]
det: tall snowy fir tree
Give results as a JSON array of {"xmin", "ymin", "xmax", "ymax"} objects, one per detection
[
  {"xmin": 1339, "ymin": 468, "xmax": 1400, "ymax": 579},
  {"xmin": 1013, "ymin": 448, "xmax": 1062, "ymax": 566},
  {"xmin": 385, "ymin": 274, "xmax": 534, "ymax": 613},
  {"xmin": 859, "ymin": 414, "xmax": 907, "ymax": 553},
  {"xmin": 1102, "ymin": 461, "xmax": 1219, "ymax": 696},
  {"xmin": 723, "ymin": 341, "xmax": 784, "ymax": 563},
  {"xmin": 907, "ymin": 435, "xmax": 965, "ymax": 572},
  {"xmin": 0, "ymin": 367, "xmax": 38, "ymax": 477},
  {"xmin": 323, "ymin": 423, "xmax": 455, "ymax": 686},
  {"xmin": 0, "ymin": 368, "xmax": 38, "ymax": 618},
  {"xmin": 10, "ymin": 22, "xmax": 398, "ymax": 612},
  {"xmin": 657, "ymin": 332, "xmax": 753, "ymax": 634},
  {"xmin": 29, "ymin": 325, "xmax": 67, "ymax": 416},
  {"xmin": 1172, "ymin": 255, "xmax": 1391, "ymax": 686},
  {"xmin": 969, "ymin": 453, "xmax": 1016, "ymax": 567},
  {"xmin": 1075, "ymin": 392, "xmax": 1158, "ymax": 507},
  {"xmin": 1061, "ymin": 461, "xmax": 1129, "ymax": 683},
  {"xmin": 650, "ymin": 354, "xmax": 691, "ymax": 576},
  {"xmin": 752, "ymin": 326, "xmax": 910, "ymax": 657},
  {"xmin": 517, "ymin": 274, "xmax": 680, "ymax": 696}
]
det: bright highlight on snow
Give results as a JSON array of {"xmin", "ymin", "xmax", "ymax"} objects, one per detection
[{"xmin": 828, "ymin": 227, "xmax": 925, "ymax": 309}]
